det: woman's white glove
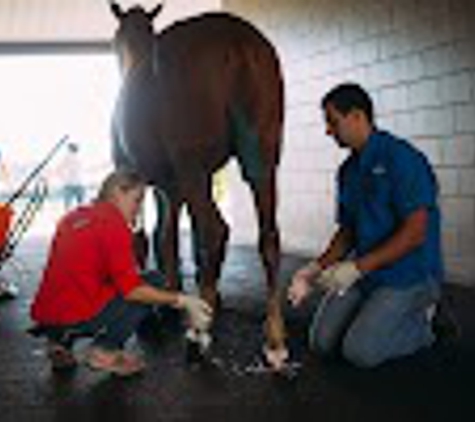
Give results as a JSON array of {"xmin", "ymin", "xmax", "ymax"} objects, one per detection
[
  {"xmin": 288, "ymin": 260, "xmax": 322, "ymax": 306},
  {"xmin": 317, "ymin": 261, "xmax": 362, "ymax": 295},
  {"xmin": 177, "ymin": 294, "xmax": 213, "ymax": 331}
]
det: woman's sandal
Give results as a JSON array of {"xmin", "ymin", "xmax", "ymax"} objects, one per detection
[
  {"xmin": 85, "ymin": 347, "xmax": 146, "ymax": 377},
  {"xmin": 47, "ymin": 342, "xmax": 78, "ymax": 371}
]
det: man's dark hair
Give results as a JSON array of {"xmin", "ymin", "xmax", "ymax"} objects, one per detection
[{"xmin": 321, "ymin": 83, "xmax": 374, "ymax": 124}]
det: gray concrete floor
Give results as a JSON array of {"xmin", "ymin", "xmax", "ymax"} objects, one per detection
[{"xmin": 1, "ymin": 236, "xmax": 474, "ymax": 422}]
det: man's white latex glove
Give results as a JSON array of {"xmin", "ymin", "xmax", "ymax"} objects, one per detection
[
  {"xmin": 288, "ymin": 260, "xmax": 322, "ymax": 306},
  {"xmin": 177, "ymin": 294, "xmax": 213, "ymax": 331},
  {"xmin": 317, "ymin": 261, "xmax": 362, "ymax": 295}
]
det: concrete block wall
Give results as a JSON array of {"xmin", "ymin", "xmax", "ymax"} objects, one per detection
[{"xmin": 220, "ymin": 0, "xmax": 475, "ymax": 284}]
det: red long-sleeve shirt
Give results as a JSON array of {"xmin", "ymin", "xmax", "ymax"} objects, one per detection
[{"xmin": 31, "ymin": 201, "xmax": 143, "ymax": 325}]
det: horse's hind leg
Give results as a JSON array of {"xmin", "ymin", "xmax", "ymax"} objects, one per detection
[
  {"xmin": 183, "ymin": 175, "xmax": 229, "ymax": 311},
  {"xmin": 231, "ymin": 100, "xmax": 286, "ymax": 367},
  {"xmin": 248, "ymin": 169, "xmax": 287, "ymax": 366}
]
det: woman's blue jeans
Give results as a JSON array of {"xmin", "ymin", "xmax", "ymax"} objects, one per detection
[
  {"xmin": 309, "ymin": 281, "xmax": 440, "ymax": 368},
  {"xmin": 47, "ymin": 271, "xmax": 165, "ymax": 351}
]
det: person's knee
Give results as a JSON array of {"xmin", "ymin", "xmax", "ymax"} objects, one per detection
[
  {"xmin": 309, "ymin": 324, "xmax": 337, "ymax": 358},
  {"xmin": 342, "ymin": 331, "xmax": 385, "ymax": 368}
]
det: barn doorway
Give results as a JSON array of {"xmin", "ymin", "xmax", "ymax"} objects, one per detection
[{"xmin": 0, "ymin": 53, "xmax": 118, "ymax": 236}]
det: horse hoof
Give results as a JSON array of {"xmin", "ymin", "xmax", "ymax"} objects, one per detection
[
  {"xmin": 263, "ymin": 346, "xmax": 289, "ymax": 372},
  {"xmin": 185, "ymin": 329, "xmax": 213, "ymax": 366}
]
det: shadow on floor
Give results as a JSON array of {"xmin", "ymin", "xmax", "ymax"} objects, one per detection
[{"xmin": 1, "ymin": 236, "xmax": 474, "ymax": 422}]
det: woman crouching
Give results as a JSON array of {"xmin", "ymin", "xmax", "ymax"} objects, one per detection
[{"xmin": 30, "ymin": 168, "xmax": 210, "ymax": 376}]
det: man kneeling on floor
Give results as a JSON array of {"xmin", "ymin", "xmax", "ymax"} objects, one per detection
[
  {"xmin": 29, "ymin": 168, "xmax": 211, "ymax": 376},
  {"xmin": 288, "ymin": 83, "xmax": 446, "ymax": 368}
]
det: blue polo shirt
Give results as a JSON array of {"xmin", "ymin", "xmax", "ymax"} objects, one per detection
[{"xmin": 337, "ymin": 130, "xmax": 444, "ymax": 289}]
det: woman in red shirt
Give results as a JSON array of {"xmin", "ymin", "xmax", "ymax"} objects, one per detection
[{"xmin": 30, "ymin": 169, "xmax": 211, "ymax": 376}]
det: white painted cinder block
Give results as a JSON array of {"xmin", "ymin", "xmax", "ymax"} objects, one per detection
[
  {"xmin": 392, "ymin": 112, "xmax": 415, "ymax": 138},
  {"xmin": 455, "ymin": 103, "xmax": 475, "ymax": 133},
  {"xmin": 439, "ymin": 71, "xmax": 473, "ymax": 105},
  {"xmin": 404, "ymin": 54, "xmax": 427, "ymax": 82},
  {"xmin": 407, "ymin": 78, "xmax": 441, "ymax": 109},
  {"xmin": 412, "ymin": 107, "xmax": 454, "ymax": 137},
  {"xmin": 441, "ymin": 197, "xmax": 475, "ymax": 228},
  {"xmin": 441, "ymin": 134, "xmax": 475, "ymax": 166},
  {"xmin": 450, "ymin": 40, "xmax": 475, "ymax": 73},
  {"xmin": 412, "ymin": 138, "xmax": 443, "ymax": 165},
  {"xmin": 436, "ymin": 168, "xmax": 459, "ymax": 196},
  {"xmin": 459, "ymin": 168, "xmax": 475, "ymax": 195},
  {"xmin": 421, "ymin": 45, "xmax": 456, "ymax": 78}
]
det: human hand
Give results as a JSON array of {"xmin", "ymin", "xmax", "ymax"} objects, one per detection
[
  {"xmin": 177, "ymin": 294, "xmax": 213, "ymax": 331},
  {"xmin": 287, "ymin": 260, "xmax": 322, "ymax": 306},
  {"xmin": 317, "ymin": 261, "xmax": 362, "ymax": 295}
]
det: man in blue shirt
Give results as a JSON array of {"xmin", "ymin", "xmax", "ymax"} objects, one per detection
[{"xmin": 288, "ymin": 83, "xmax": 445, "ymax": 367}]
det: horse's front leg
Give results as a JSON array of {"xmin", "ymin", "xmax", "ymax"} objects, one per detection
[
  {"xmin": 184, "ymin": 175, "xmax": 229, "ymax": 312},
  {"xmin": 151, "ymin": 187, "xmax": 184, "ymax": 291},
  {"xmin": 251, "ymin": 172, "xmax": 288, "ymax": 370}
]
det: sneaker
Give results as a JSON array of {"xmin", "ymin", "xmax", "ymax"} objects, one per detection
[
  {"xmin": 47, "ymin": 342, "xmax": 78, "ymax": 371},
  {"xmin": 185, "ymin": 328, "xmax": 212, "ymax": 366},
  {"xmin": 432, "ymin": 303, "xmax": 461, "ymax": 345},
  {"xmin": 85, "ymin": 347, "xmax": 146, "ymax": 377}
]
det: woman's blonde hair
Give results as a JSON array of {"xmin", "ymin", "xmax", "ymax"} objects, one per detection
[{"xmin": 96, "ymin": 168, "xmax": 146, "ymax": 201}]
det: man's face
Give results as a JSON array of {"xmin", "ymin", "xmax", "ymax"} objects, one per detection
[{"xmin": 323, "ymin": 103, "xmax": 360, "ymax": 149}]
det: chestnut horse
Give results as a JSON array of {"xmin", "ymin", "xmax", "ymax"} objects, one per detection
[{"xmin": 109, "ymin": 2, "xmax": 286, "ymax": 367}]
